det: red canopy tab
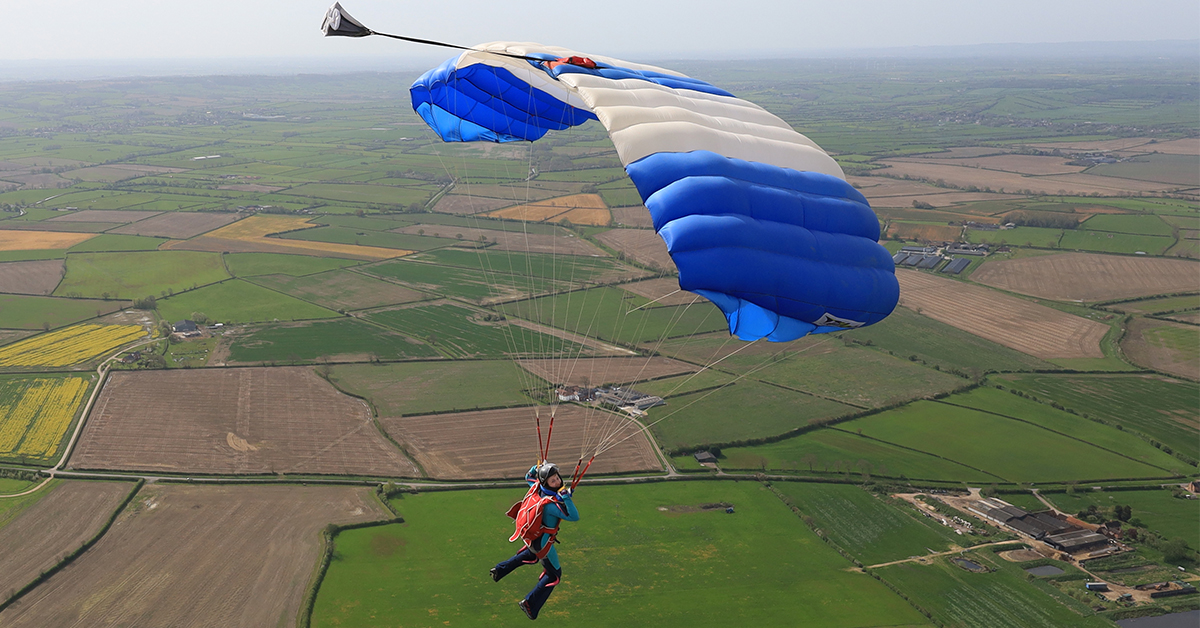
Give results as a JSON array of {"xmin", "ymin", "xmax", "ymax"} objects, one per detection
[{"xmin": 546, "ymin": 56, "xmax": 598, "ymax": 70}]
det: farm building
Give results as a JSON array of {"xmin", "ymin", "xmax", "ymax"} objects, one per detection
[
  {"xmin": 594, "ymin": 387, "xmax": 664, "ymax": 411},
  {"xmin": 940, "ymin": 258, "xmax": 971, "ymax": 274},
  {"xmin": 172, "ymin": 320, "xmax": 198, "ymax": 334},
  {"xmin": 556, "ymin": 386, "xmax": 595, "ymax": 402},
  {"xmin": 694, "ymin": 451, "xmax": 718, "ymax": 464},
  {"xmin": 915, "ymin": 256, "xmax": 944, "ymax": 270},
  {"xmin": 1045, "ymin": 529, "xmax": 1110, "ymax": 554},
  {"xmin": 945, "ymin": 243, "xmax": 990, "ymax": 256},
  {"xmin": 965, "ymin": 221, "xmax": 1000, "ymax": 231}
]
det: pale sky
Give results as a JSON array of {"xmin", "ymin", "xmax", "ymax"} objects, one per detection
[{"xmin": 3, "ymin": 0, "xmax": 1197, "ymax": 63}]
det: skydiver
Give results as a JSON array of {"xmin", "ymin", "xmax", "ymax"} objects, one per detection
[{"xmin": 491, "ymin": 462, "xmax": 579, "ymax": 620}]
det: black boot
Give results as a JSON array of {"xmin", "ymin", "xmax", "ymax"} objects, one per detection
[
  {"xmin": 490, "ymin": 567, "xmax": 501, "ymax": 582},
  {"xmin": 518, "ymin": 599, "xmax": 536, "ymax": 620}
]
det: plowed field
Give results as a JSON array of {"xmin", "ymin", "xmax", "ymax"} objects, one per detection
[
  {"xmin": 518, "ymin": 357, "xmax": 697, "ymax": 387},
  {"xmin": 69, "ymin": 367, "xmax": 418, "ymax": 476},
  {"xmin": 0, "ymin": 260, "xmax": 63, "ymax": 295},
  {"xmin": 0, "ymin": 481, "xmax": 131, "ymax": 601},
  {"xmin": 895, "ymin": 270, "xmax": 1107, "ymax": 359},
  {"xmin": 0, "ymin": 484, "xmax": 388, "ymax": 628},
  {"xmin": 611, "ymin": 205, "xmax": 654, "ymax": 227},
  {"xmin": 430, "ymin": 194, "xmax": 512, "ymax": 215},
  {"xmin": 392, "ymin": 224, "xmax": 606, "ymax": 256},
  {"xmin": 381, "ymin": 405, "xmax": 662, "ymax": 480},
  {"xmin": 886, "ymin": 223, "xmax": 962, "ymax": 242},
  {"xmin": 110, "ymin": 211, "xmax": 240, "ymax": 238},
  {"xmin": 595, "ymin": 229, "xmax": 675, "ymax": 271},
  {"xmin": 47, "ymin": 210, "xmax": 160, "ymax": 223},
  {"xmin": 972, "ymin": 253, "xmax": 1200, "ymax": 302},
  {"xmin": 484, "ymin": 194, "xmax": 610, "ymax": 225},
  {"xmin": 1121, "ymin": 318, "xmax": 1199, "ymax": 380}
]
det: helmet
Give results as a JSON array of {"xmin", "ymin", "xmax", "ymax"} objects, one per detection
[{"xmin": 537, "ymin": 462, "xmax": 560, "ymax": 482}]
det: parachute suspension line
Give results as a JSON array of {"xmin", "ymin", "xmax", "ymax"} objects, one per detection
[
  {"xmin": 569, "ymin": 453, "xmax": 596, "ymax": 492},
  {"xmin": 625, "ymin": 290, "xmax": 681, "ymax": 313},
  {"xmin": 542, "ymin": 414, "xmax": 556, "ymax": 461},
  {"xmin": 535, "ymin": 414, "xmax": 545, "ymax": 462}
]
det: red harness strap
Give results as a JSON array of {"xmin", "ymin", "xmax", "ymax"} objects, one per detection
[{"xmin": 506, "ymin": 483, "xmax": 561, "ymax": 560}]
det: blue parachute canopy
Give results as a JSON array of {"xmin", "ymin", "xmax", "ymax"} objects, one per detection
[{"xmin": 410, "ymin": 45, "xmax": 899, "ymax": 341}]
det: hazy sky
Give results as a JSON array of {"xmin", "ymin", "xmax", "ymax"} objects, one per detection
[{"xmin": 3, "ymin": 0, "xmax": 1197, "ymax": 63}]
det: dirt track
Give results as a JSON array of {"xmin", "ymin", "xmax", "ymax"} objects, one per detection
[
  {"xmin": 0, "ymin": 484, "xmax": 387, "ymax": 628},
  {"xmin": 69, "ymin": 367, "xmax": 419, "ymax": 477},
  {"xmin": 972, "ymin": 253, "xmax": 1200, "ymax": 302},
  {"xmin": 0, "ymin": 481, "xmax": 131, "ymax": 600},
  {"xmin": 896, "ymin": 270, "xmax": 1108, "ymax": 359},
  {"xmin": 381, "ymin": 404, "xmax": 662, "ymax": 480}
]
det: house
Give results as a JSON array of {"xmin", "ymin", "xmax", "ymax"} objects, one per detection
[
  {"xmin": 173, "ymin": 320, "xmax": 198, "ymax": 334},
  {"xmin": 694, "ymin": 451, "xmax": 718, "ymax": 464}
]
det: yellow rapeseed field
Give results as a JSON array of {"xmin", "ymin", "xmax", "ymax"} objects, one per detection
[
  {"xmin": 0, "ymin": 230, "xmax": 96, "ymax": 251},
  {"xmin": 0, "ymin": 377, "xmax": 89, "ymax": 460},
  {"xmin": 0, "ymin": 324, "xmax": 145, "ymax": 368},
  {"xmin": 484, "ymin": 194, "xmax": 610, "ymax": 225},
  {"xmin": 168, "ymin": 215, "xmax": 409, "ymax": 260}
]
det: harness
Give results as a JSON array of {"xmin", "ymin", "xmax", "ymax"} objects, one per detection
[{"xmin": 507, "ymin": 482, "xmax": 563, "ymax": 560}]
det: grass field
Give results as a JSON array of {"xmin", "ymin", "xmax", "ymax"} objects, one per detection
[
  {"xmin": 65, "ymin": 234, "xmax": 167, "ymax": 253},
  {"xmin": 156, "ymin": 279, "xmax": 338, "ymax": 324},
  {"xmin": 505, "ymin": 287, "xmax": 727, "ymax": 347},
  {"xmin": 0, "ymin": 375, "xmax": 90, "ymax": 463},
  {"xmin": 0, "ymin": 324, "xmax": 144, "ymax": 368},
  {"xmin": 226, "ymin": 318, "xmax": 441, "ymax": 363},
  {"xmin": 312, "ymin": 482, "xmax": 934, "ymax": 628},
  {"xmin": 844, "ymin": 308, "xmax": 1057, "ymax": 374},
  {"xmin": 939, "ymin": 387, "xmax": 1193, "ymax": 475},
  {"xmin": 279, "ymin": 225, "xmax": 458, "ymax": 251},
  {"xmin": 837, "ymin": 399, "xmax": 1173, "ymax": 483},
  {"xmin": 1080, "ymin": 213, "xmax": 1175, "ymax": 236},
  {"xmin": 1058, "ymin": 230, "xmax": 1174, "ymax": 255},
  {"xmin": 173, "ymin": 214, "xmax": 408, "ymax": 260},
  {"xmin": 876, "ymin": 552, "xmax": 1112, "ymax": 628},
  {"xmin": 646, "ymin": 380, "xmax": 857, "ymax": 449},
  {"xmin": 420, "ymin": 248, "xmax": 623, "ymax": 283},
  {"xmin": 0, "ymin": 479, "xmax": 58, "ymax": 529},
  {"xmin": 362, "ymin": 257, "xmax": 566, "ymax": 302},
  {"xmin": 0, "ymin": 294, "xmax": 126, "ymax": 330},
  {"xmin": 720, "ymin": 428, "xmax": 1001, "ymax": 482},
  {"xmin": 248, "ymin": 268, "xmax": 428, "ymax": 311},
  {"xmin": 55, "ymin": 251, "xmax": 229, "ymax": 299},
  {"xmin": 966, "ymin": 226, "xmax": 1063, "ymax": 248},
  {"xmin": 1109, "ymin": 294, "xmax": 1199, "ymax": 314},
  {"xmin": 328, "ymin": 361, "xmax": 538, "ymax": 416},
  {"xmin": 222, "ymin": 252, "xmax": 362, "ymax": 277},
  {"xmin": 1041, "ymin": 489, "xmax": 1200, "ymax": 550},
  {"xmin": 366, "ymin": 303, "xmax": 583, "ymax": 358},
  {"xmin": 773, "ymin": 482, "xmax": 960, "ymax": 565},
  {"xmin": 995, "ymin": 373, "xmax": 1200, "ymax": 460}
]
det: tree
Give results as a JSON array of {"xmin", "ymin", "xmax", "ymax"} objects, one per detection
[
  {"xmin": 1160, "ymin": 538, "xmax": 1190, "ymax": 564},
  {"xmin": 801, "ymin": 453, "xmax": 817, "ymax": 472},
  {"xmin": 191, "ymin": 312, "xmax": 209, "ymax": 325}
]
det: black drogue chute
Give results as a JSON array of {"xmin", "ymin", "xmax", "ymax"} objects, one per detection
[{"xmin": 320, "ymin": 2, "xmax": 373, "ymax": 38}]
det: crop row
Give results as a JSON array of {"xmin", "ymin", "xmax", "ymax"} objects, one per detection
[
  {"xmin": 0, "ymin": 377, "xmax": 89, "ymax": 459},
  {"xmin": 0, "ymin": 324, "xmax": 144, "ymax": 367}
]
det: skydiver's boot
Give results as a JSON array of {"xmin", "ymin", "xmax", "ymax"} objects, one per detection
[
  {"xmin": 518, "ymin": 599, "xmax": 536, "ymax": 620},
  {"xmin": 490, "ymin": 567, "xmax": 502, "ymax": 582}
]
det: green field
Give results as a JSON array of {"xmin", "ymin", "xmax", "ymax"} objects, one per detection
[
  {"xmin": 248, "ymin": 269, "xmax": 428, "ymax": 311},
  {"xmin": 312, "ymin": 482, "xmax": 934, "ymax": 628},
  {"xmin": 1041, "ymin": 489, "xmax": 1200, "ymax": 550},
  {"xmin": 55, "ymin": 251, "xmax": 229, "ymax": 299},
  {"xmin": 773, "ymin": 482, "xmax": 960, "ymax": 565},
  {"xmin": 1080, "ymin": 213, "xmax": 1175, "ymax": 236},
  {"xmin": 941, "ymin": 387, "xmax": 1193, "ymax": 474},
  {"xmin": 420, "ymin": 248, "xmax": 621, "ymax": 283},
  {"xmin": 328, "ymin": 361, "xmax": 538, "ymax": 416},
  {"xmin": 0, "ymin": 294, "xmax": 126, "ymax": 330},
  {"xmin": 837, "ymin": 399, "xmax": 1172, "ymax": 483},
  {"xmin": 876, "ymin": 552, "xmax": 1112, "ymax": 628},
  {"xmin": 996, "ymin": 373, "xmax": 1198, "ymax": 461},
  {"xmin": 366, "ymin": 303, "xmax": 582, "ymax": 358},
  {"xmin": 505, "ymin": 287, "xmax": 727, "ymax": 347},
  {"xmin": 646, "ymin": 379, "xmax": 857, "ymax": 449},
  {"xmin": 966, "ymin": 226, "xmax": 1063, "ymax": 248},
  {"xmin": 363, "ymin": 258, "xmax": 566, "ymax": 302},
  {"xmin": 0, "ymin": 479, "xmax": 58, "ymax": 530},
  {"xmin": 280, "ymin": 182, "xmax": 435, "ymax": 206},
  {"xmin": 226, "ymin": 318, "xmax": 440, "ymax": 363},
  {"xmin": 0, "ymin": 249, "xmax": 68, "ymax": 263},
  {"xmin": 1109, "ymin": 294, "xmax": 1200, "ymax": 314},
  {"xmin": 223, "ymin": 252, "xmax": 362, "ymax": 278},
  {"xmin": 844, "ymin": 308, "xmax": 1056, "ymax": 374},
  {"xmin": 65, "ymin": 234, "xmax": 167, "ymax": 253},
  {"xmin": 278, "ymin": 225, "xmax": 458, "ymax": 251},
  {"xmin": 721, "ymin": 427, "xmax": 1001, "ymax": 482},
  {"xmin": 1059, "ymin": 230, "xmax": 1176, "ymax": 255},
  {"xmin": 156, "ymin": 279, "xmax": 338, "ymax": 324}
]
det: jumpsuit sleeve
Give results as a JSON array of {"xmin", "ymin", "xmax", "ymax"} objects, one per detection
[
  {"xmin": 552, "ymin": 494, "xmax": 580, "ymax": 522},
  {"xmin": 525, "ymin": 465, "xmax": 538, "ymax": 487}
]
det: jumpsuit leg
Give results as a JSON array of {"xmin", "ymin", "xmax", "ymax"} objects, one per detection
[
  {"xmin": 493, "ymin": 546, "xmax": 539, "ymax": 581},
  {"xmin": 523, "ymin": 557, "xmax": 562, "ymax": 619}
]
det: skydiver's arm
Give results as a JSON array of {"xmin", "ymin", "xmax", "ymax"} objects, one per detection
[
  {"xmin": 526, "ymin": 465, "xmax": 538, "ymax": 487},
  {"xmin": 553, "ymin": 493, "xmax": 580, "ymax": 522}
]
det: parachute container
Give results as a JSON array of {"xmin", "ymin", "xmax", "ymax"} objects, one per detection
[{"xmin": 410, "ymin": 45, "xmax": 898, "ymax": 341}]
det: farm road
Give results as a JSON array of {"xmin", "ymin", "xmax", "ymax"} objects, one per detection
[{"xmin": 864, "ymin": 541, "xmax": 1017, "ymax": 569}]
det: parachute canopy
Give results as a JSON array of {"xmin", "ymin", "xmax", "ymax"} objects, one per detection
[{"xmin": 411, "ymin": 45, "xmax": 899, "ymax": 342}]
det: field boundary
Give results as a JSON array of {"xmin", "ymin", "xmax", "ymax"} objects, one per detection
[{"xmin": 0, "ymin": 478, "xmax": 143, "ymax": 613}]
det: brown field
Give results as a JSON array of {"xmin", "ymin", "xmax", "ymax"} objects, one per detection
[
  {"xmin": 621, "ymin": 277, "xmax": 702, "ymax": 306},
  {"xmin": 895, "ymin": 269, "xmax": 1107, "ymax": 359},
  {"xmin": 0, "ymin": 481, "xmax": 132, "ymax": 602},
  {"xmin": 595, "ymin": 229, "xmax": 675, "ymax": 271},
  {"xmin": 69, "ymin": 367, "xmax": 419, "ymax": 477},
  {"xmin": 886, "ymin": 223, "xmax": 963, "ymax": 242},
  {"xmin": 920, "ymin": 147, "xmax": 1011, "ymax": 159},
  {"xmin": 611, "ymin": 205, "xmax": 654, "ymax": 227},
  {"xmin": 1022, "ymin": 138, "xmax": 1156, "ymax": 152},
  {"xmin": 484, "ymin": 194, "xmax": 608, "ymax": 224},
  {"xmin": 0, "ymin": 230, "xmax": 94, "ymax": 251},
  {"xmin": 164, "ymin": 215, "xmax": 407, "ymax": 260},
  {"xmin": 972, "ymin": 253, "xmax": 1200, "ymax": 301},
  {"xmin": 1165, "ymin": 312, "xmax": 1200, "ymax": 324},
  {"xmin": 380, "ymin": 404, "xmax": 662, "ymax": 480},
  {"xmin": 64, "ymin": 164, "xmax": 186, "ymax": 183},
  {"xmin": 0, "ymin": 484, "xmax": 388, "ymax": 628},
  {"xmin": 0, "ymin": 330, "xmax": 36, "ymax": 347},
  {"xmin": 0, "ymin": 259, "xmax": 64, "ymax": 295},
  {"xmin": 249, "ymin": 269, "xmax": 428, "ymax": 311},
  {"xmin": 216, "ymin": 183, "xmax": 283, "ymax": 192},
  {"xmin": 46, "ymin": 210, "xmax": 160, "ymax": 223},
  {"xmin": 6, "ymin": 173, "xmax": 72, "ymax": 189},
  {"xmin": 460, "ymin": 182, "xmax": 582, "ymax": 200},
  {"xmin": 109, "ymin": 211, "xmax": 240, "ymax": 239},
  {"xmin": 876, "ymin": 160, "xmax": 1175, "ymax": 196},
  {"xmin": 518, "ymin": 357, "xmax": 698, "ymax": 387},
  {"xmin": 901, "ymin": 154, "xmax": 1088, "ymax": 176},
  {"xmin": 432, "ymin": 194, "xmax": 513, "ymax": 215},
  {"xmin": 870, "ymin": 192, "xmax": 1019, "ymax": 208},
  {"xmin": 1143, "ymin": 138, "xmax": 1200, "ymax": 156},
  {"xmin": 0, "ymin": 221, "xmax": 112, "ymax": 233},
  {"xmin": 1121, "ymin": 318, "xmax": 1199, "ymax": 380},
  {"xmin": 845, "ymin": 176, "xmax": 947, "ymax": 198},
  {"xmin": 393, "ymin": 224, "xmax": 606, "ymax": 256},
  {"xmin": 876, "ymin": 207, "xmax": 997, "ymax": 224}
]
